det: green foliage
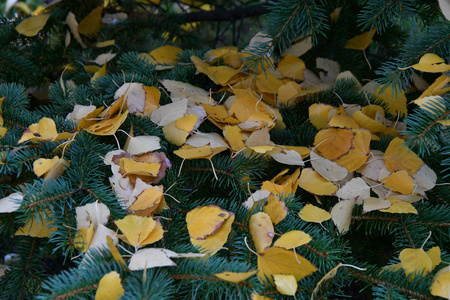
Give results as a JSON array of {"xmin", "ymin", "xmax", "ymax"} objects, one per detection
[{"xmin": 0, "ymin": 0, "xmax": 449, "ymax": 299}]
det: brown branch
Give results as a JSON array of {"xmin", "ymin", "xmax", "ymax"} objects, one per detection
[
  {"xmin": 171, "ymin": 274, "xmax": 252, "ymax": 287},
  {"xmin": 23, "ymin": 190, "xmax": 78, "ymax": 210},
  {"xmin": 347, "ymin": 269, "xmax": 434, "ymax": 300},
  {"xmin": 182, "ymin": 3, "xmax": 269, "ymax": 23},
  {"xmin": 55, "ymin": 285, "xmax": 97, "ymax": 300}
]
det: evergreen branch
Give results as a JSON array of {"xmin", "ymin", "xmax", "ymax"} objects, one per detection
[
  {"xmin": 22, "ymin": 189, "xmax": 79, "ymax": 211},
  {"xmin": 19, "ymin": 238, "xmax": 40, "ymax": 300},
  {"xmin": 375, "ymin": 23, "xmax": 450, "ymax": 93},
  {"xmin": 182, "ymin": 3, "xmax": 269, "ymax": 22},
  {"xmin": 347, "ymin": 269, "xmax": 434, "ymax": 300},
  {"xmin": 358, "ymin": 0, "xmax": 416, "ymax": 32}
]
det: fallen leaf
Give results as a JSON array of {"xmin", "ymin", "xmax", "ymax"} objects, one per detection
[
  {"xmin": 15, "ymin": 14, "xmax": 50, "ymax": 36},
  {"xmin": 249, "ymin": 212, "xmax": 275, "ymax": 253},
  {"xmin": 79, "ymin": 7, "xmax": 102, "ymax": 36},
  {"xmin": 186, "ymin": 205, "xmax": 232, "ymax": 240},
  {"xmin": 115, "ymin": 215, "xmax": 163, "ymax": 248},
  {"xmin": 298, "ymin": 204, "xmax": 331, "ymax": 223},
  {"xmin": 191, "ymin": 214, "xmax": 235, "ymax": 254},
  {"xmin": 214, "ymin": 270, "xmax": 258, "ymax": 283},
  {"xmin": 383, "ymin": 138, "xmax": 423, "ymax": 175},
  {"xmin": 273, "ymin": 274, "xmax": 297, "ymax": 296},
  {"xmin": 430, "ymin": 267, "xmax": 450, "ymax": 299},
  {"xmin": 399, "ymin": 248, "xmax": 432, "ymax": 279},
  {"xmin": 257, "ymin": 247, "xmax": 317, "ymax": 283},
  {"xmin": 345, "ymin": 29, "xmax": 376, "ymax": 50},
  {"xmin": 273, "ymin": 230, "xmax": 312, "ymax": 249},
  {"xmin": 95, "ymin": 271, "xmax": 124, "ymax": 300},
  {"xmin": 0, "ymin": 192, "xmax": 24, "ymax": 213},
  {"xmin": 412, "ymin": 53, "xmax": 450, "ymax": 73},
  {"xmin": 331, "ymin": 200, "xmax": 354, "ymax": 233},
  {"xmin": 298, "ymin": 168, "xmax": 338, "ymax": 196}
]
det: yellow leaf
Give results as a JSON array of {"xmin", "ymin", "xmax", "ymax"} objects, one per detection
[
  {"xmin": 353, "ymin": 110, "xmax": 386, "ymax": 133},
  {"xmin": 95, "ymin": 271, "xmax": 124, "ymax": 300},
  {"xmin": 311, "ymin": 263, "xmax": 343, "ymax": 299},
  {"xmin": 426, "ymin": 246, "xmax": 441, "ymax": 270},
  {"xmin": 282, "ymin": 37, "xmax": 312, "ymax": 57},
  {"xmin": 249, "ymin": 212, "xmax": 275, "ymax": 253},
  {"xmin": 15, "ymin": 211, "xmax": 57, "ymax": 238},
  {"xmin": 413, "ymin": 96, "xmax": 450, "ymax": 125},
  {"xmin": 115, "ymin": 215, "xmax": 163, "ymax": 248},
  {"xmin": 273, "ymin": 274, "xmax": 297, "ymax": 296},
  {"xmin": 276, "ymin": 55, "xmax": 305, "ymax": 80},
  {"xmin": 223, "ymin": 125, "xmax": 245, "ymax": 152},
  {"xmin": 96, "ymin": 40, "xmax": 115, "ymax": 48},
  {"xmin": 380, "ymin": 197, "xmax": 418, "ymax": 214},
  {"xmin": 91, "ymin": 62, "xmax": 107, "ymax": 82},
  {"xmin": 309, "ymin": 103, "xmax": 334, "ymax": 130},
  {"xmin": 33, "ymin": 156, "xmax": 59, "ymax": 177},
  {"xmin": 273, "ymin": 230, "xmax": 312, "ymax": 249},
  {"xmin": 119, "ymin": 158, "xmax": 160, "ymax": 177},
  {"xmin": 328, "ymin": 114, "xmax": 360, "ymax": 129},
  {"xmin": 298, "ymin": 204, "xmax": 331, "ymax": 223},
  {"xmin": 383, "ymin": 138, "xmax": 423, "ymax": 175},
  {"xmin": 174, "ymin": 145, "xmax": 213, "ymax": 160},
  {"xmin": 129, "ymin": 186, "xmax": 164, "ymax": 217},
  {"xmin": 263, "ymin": 196, "xmax": 287, "ymax": 225},
  {"xmin": 191, "ymin": 56, "xmax": 240, "ymax": 86},
  {"xmin": 106, "ymin": 236, "xmax": 126, "ymax": 269},
  {"xmin": 383, "ymin": 170, "xmax": 415, "ymax": 194},
  {"xmin": 18, "ymin": 117, "xmax": 58, "ymax": 143},
  {"xmin": 251, "ymin": 293, "xmax": 272, "ymax": 300},
  {"xmin": 186, "ymin": 205, "xmax": 232, "ymax": 240},
  {"xmin": 163, "ymin": 121, "xmax": 190, "ymax": 146},
  {"xmin": 150, "ymin": 45, "xmax": 183, "ymax": 64},
  {"xmin": 255, "ymin": 72, "xmax": 284, "ymax": 94},
  {"xmin": 419, "ymin": 75, "xmax": 450, "ymax": 98},
  {"xmin": 298, "ymin": 168, "xmax": 338, "ymax": 196},
  {"xmin": 430, "ymin": 268, "xmax": 450, "ymax": 299},
  {"xmin": 345, "ymin": 29, "xmax": 376, "ymax": 50},
  {"xmin": 313, "ymin": 128, "xmax": 354, "ymax": 161},
  {"xmin": 191, "ymin": 214, "xmax": 234, "ymax": 254},
  {"xmin": 331, "ymin": 199, "xmax": 354, "ymax": 233},
  {"xmin": 214, "ymin": 270, "xmax": 258, "ymax": 283},
  {"xmin": 257, "ymin": 247, "xmax": 317, "ymax": 283},
  {"xmin": 15, "ymin": 14, "xmax": 50, "ymax": 37},
  {"xmin": 79, "ymin": 7, "xmax": 102, "ymax": 36},
  {"xmin": 361, "ymin": 82, "xmax": 407, "ymax": 116},
  {"xmin": 399, "ymin": 248, "xmax": 432, "ymax": 279},
  {"xmin": 412, "ymin": 53, "xmax": 450, "ymax": 73},
  {"xmin": 175, "ymin": 114, "xmax": 198, "ymax": 132}
]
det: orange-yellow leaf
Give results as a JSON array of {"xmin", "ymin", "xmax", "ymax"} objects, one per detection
[
  {"xmin": 15, "ymin": 211, "xmax": 57, "ymax": 238},
  {"xmin": 313, "ymin": 128, "xmax": 354, "ymax": 161},
  {"xmin": 383, "ymin": 170, "xmax": 415, "ymax": 194},
  {"xmin": 18, "ymin": 117, "xmax": 58, "ymax": 143},
  {"xmin": 115, "ymin": 215, "xmax": 163, "ymax": 248}
]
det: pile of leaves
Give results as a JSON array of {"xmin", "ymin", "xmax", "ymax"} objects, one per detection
[{"xmin": 0, "ymin": 1, "xmax": 449, "ymax": 299}]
